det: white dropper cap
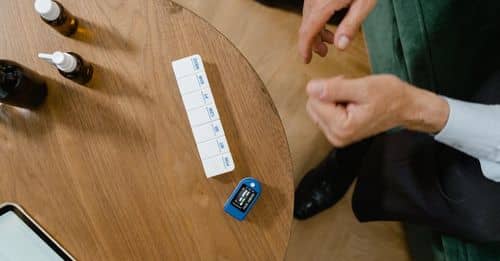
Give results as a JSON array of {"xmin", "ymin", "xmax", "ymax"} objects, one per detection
[
  {"xmin": 38, "ymin": 52, "xmax": 77, "ymax": 73},
  {"xmin": 34, "ymin": 0, "xmax": 61, "ymax": 21}
]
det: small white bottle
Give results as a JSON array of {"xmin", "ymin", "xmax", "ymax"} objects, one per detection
[
  {"xmin": 34, "ymin": 0, "xmax": 78, "ymax": 36},
  {"xmin": 38, "ymin": 51, "xmax": 93, "ymax": 85}
]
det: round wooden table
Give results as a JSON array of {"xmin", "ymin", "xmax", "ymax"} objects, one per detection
[{"xmin": 0, "ymin": 1, "xmax": 293, "ymax": 260}]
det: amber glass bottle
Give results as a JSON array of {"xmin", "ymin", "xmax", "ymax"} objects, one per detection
[
  {"xmin": 58, "ymin": 52, "xmax": 93, "ymax": 85},
  {"xmin": 0, "ymin": 60, "xmax": 48, "ymax": 109},
  {"xmin": 34, "ymin": 0, "xmax": 78, "ymax": 36},
  {"xmin": 38, "ymin": 52, "xmax": 93, "ymax": 85}
]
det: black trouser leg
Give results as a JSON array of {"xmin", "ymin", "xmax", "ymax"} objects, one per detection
[{"xmin": 352, "ymin": 72, "xmax": 500, "ymax": 243}]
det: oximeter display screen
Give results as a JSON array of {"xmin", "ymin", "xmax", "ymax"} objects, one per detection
[{"xmin": 231, "ymin": 184, "xmax": 256, "ymax": 212}]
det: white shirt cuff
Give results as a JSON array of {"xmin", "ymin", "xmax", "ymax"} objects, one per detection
[
  {"xmin": 479, "ymin": 159, "xmax": 500, "ymax": 182},
  {"xmin": 434, "ymin": 97, "xmax": 500, "ymax": 182}
]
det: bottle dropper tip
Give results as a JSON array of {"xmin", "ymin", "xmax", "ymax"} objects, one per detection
[{"xmin": 38, "ymin": 53, "xmax": 54, "ymax": 64}]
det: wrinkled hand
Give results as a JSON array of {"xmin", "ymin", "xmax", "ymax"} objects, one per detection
[
  {"xmin": 306, "ymin": 75, "xmax": 450, "ymax": 147},
  {"xmin": 299, "ymin": 0, "xmax": 377, "ymax": 63}
]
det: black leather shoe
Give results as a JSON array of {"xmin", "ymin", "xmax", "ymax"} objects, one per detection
[
  {"xmin": 294, "ymin": 150, "xmax": 358, "ymax": 220},
  {"xmin": 254, "ymin": 0, "xmax": 348, "ymax": 25}
]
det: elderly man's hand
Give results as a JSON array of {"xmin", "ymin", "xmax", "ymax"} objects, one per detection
[
  {"xmin": 306, "ymin": 75, "xmax": 450, "ymax": 147},
  {"xmin": 299, "ymin": 0, "xmax": 377, "ymax": 63}
]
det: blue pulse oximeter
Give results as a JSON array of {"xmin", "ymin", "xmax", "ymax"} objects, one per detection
[{"xmin": 224, "ymin": 177, "xmax": 262, "ymax": 221}]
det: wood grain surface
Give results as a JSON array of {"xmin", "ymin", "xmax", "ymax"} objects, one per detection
[
  {"xmin": 174, "ymin": 1, "xmax": 411, "ymax": 260},
  {"xmin": 0, "ymin": 0, "xmax": 293, "ymax": 260}
]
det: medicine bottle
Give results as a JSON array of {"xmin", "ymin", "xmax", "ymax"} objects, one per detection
[
  {"xmin": 39, "ymin": 52, "xmax": 93, "ymax": 85},
  {"xmin": 34, "ymin": 0, "xmax": 78, "ymax": 36},
  {"xmin": 0, "ymin": 60, "xmax": 48, "ymax": 109}
]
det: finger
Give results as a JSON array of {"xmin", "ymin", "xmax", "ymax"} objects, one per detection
[
  {"xmin": 334, "ymin": 0, "xmax": 377, "ymax": 50},
  {"xmin": 298, "ymin": 3, "xmax": 340, "ymax": 63},
  {"xmin": 313, "ymin": 43, "xmax": 328, "ymax": 57},
  {"xmin": 306, "ymin": 76, "xmax": 363, "ymax": 103},
  {"xmin": 321, "ymin": 29, "xmax": 334, "ymax": 44},
  {"xmin": 308, "ymin": 98, "xmax": 347, "ymax": 128},
  {"xmin": 307, "ymin": 98, "xmax": 348, "ymax": 145},
  {"xmin": 313, "ymin": 36, "xmax": 328, "ymax": 57},
  {"xmin": 302, "ymin": 0, "xmax": 312, "ymax": 16},
  {"xmin": 321, "ymin": 77, "xmax": 363, "ymax": 102},
  {"xmin": 306, "ymin": 98, "xmax": 320, "ymax": 125},
  {"xmin": 306, "ymin": 99, "xmax": 334, "ymax": 141}
]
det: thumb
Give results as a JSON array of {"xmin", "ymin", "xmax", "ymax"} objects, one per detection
[
  {"xmin": 334, "ymin": 0, "xmax": 377, "ymax": 50},
  {"xmin": 307, "ymin": 77, "xmax": 363, "ymax": 103}
]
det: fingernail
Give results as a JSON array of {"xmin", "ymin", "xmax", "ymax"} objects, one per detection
[
  {"xmin": 338, "ymin": 35, "xmax": 350, "ymax": 50},
  {"xmin": 307, "ymin": 80, "xmax": 324, "ymax": 96},
  {"xmin": 301, "ymin": 54, "xmax": 310, "ymax": 64}
]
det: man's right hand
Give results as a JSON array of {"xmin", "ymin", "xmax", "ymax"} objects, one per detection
[{"xmin": 298, "ymin": 0, "xmax": 377, "ymax": 64}]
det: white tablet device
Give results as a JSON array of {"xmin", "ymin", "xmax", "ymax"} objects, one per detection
[{"xmin": 0, "ymin": 203, "xmax": 74, "ymax": 261}]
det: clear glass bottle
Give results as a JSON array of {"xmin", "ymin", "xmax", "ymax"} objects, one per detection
[
  {"xmin": 34, "ymin": 0, "xmax": 78, "ymax": 36},
  {"xmin": 0, "ymin": 60, "xmax": 48, "ymax": 109}
]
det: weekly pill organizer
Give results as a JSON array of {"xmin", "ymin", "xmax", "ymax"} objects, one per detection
[{"xmin": 172, "ymin": 55, "xmax": 235, "ymax": 178}]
